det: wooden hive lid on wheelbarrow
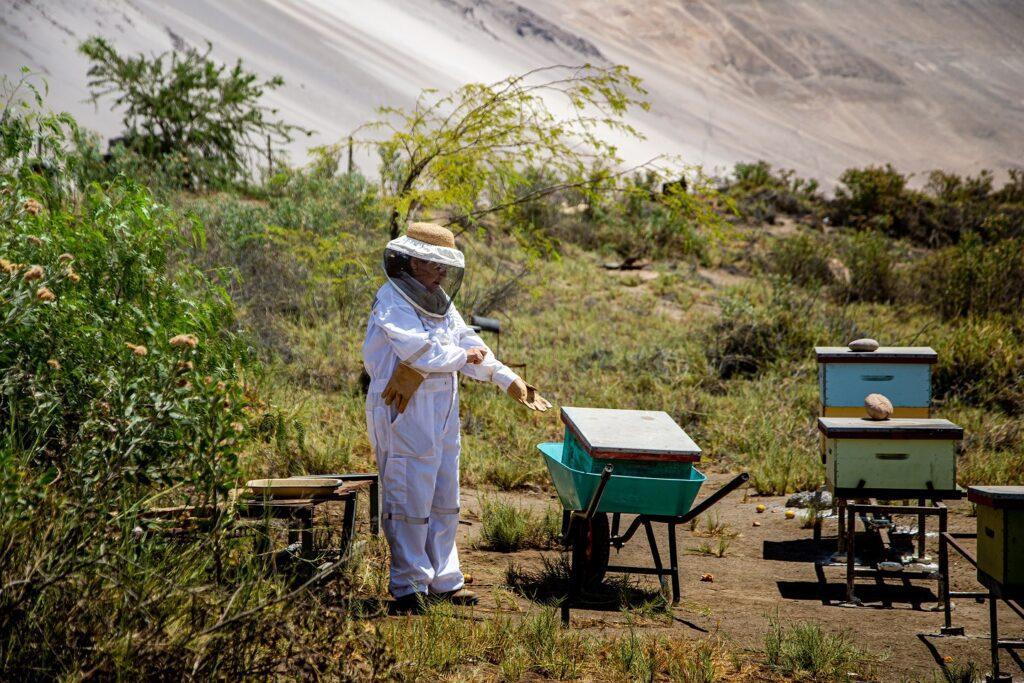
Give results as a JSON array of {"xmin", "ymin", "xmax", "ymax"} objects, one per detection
[{"xmin": 560, "ymin": 407, "xmax": 701, "ymax": 463}]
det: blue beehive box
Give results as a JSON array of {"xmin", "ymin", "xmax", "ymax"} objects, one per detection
[{"xmin": 815, "ymin": 346, "xmax": 936, "ymax": 419}]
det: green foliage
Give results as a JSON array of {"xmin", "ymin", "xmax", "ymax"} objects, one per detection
[
  {"xmin": 80, "ymin": 37, "xmax": 304, "ymax": 189},
  {"xmin": 0, "ymin": 74, "xmax": 397, "ymax": 681},
  {"xmin": 910, "ymin": 234, "xmax": 1024, "ymax": 319},
  {"xmin": 766, "ymin": 232, "xmax": 833, "ymax": 287},
  {"xmin": 361, "ymin": 64, "xmax": 651, "ymax": 239},
  {"xmin": 933, "ymin": 317, "xmax": 1024, "ymax": 415},
  {"xmin": 722, "ymin": 160, "xmax": 823, "ymax": 224},
  {"xmin": 706, "ymin": 281, "xmax": 841, "ymax": 379},
  {"xmin": 182, "ymin": 169, "xmax": 384, "ymax": 357},
  {"xmin": 834, "ymin": 230, "xmax": 898, "ymax": 303},
  {"xmin": 764, "ymin": 616, "xmax": 878, "ymax": 680},
  {"xmin": 829, "ymin": 164, "xmax": 1024, "ymax": 246},
  {"xmin": 476, "ymin": 497, "xmax": 561, "ymax": 552},
  {"xmin": 585, "ymin": 169, "xmax": 723, "ymax": 261}
]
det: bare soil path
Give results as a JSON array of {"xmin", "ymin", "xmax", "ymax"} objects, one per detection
[{"xmin": 453, "ymin": 474, "xmax": 1018, "ymax": 680}]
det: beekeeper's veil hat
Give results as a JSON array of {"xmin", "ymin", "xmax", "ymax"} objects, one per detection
[{"xmin": 383, "ymin": 222, "xmax": 465, "ymax": 317}]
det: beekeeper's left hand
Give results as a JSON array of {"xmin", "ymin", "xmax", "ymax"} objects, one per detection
[{"xmin": 507, "ymin": 377, "xmax": 552, "ymax": 412}]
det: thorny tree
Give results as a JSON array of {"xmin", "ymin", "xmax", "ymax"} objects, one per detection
[{"xmin": 358, "ymin": 64, "xmax": 653, "ymax": 239}]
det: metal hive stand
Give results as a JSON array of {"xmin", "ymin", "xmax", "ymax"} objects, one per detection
[
  {"xmin": 814, "ymin": 482, "xmax": 962, "ymax": 608},
  {"xmin": 936, "ymin": 531, "xmax": 1024, "ymax": 681}
]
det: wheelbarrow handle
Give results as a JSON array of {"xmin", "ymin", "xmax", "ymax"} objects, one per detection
[
  {"xmin": 582, "ymin": 465, "xmax": 614, "ymax": 521},
  {"xmin": 563, "ymin": 464, "xmax": 614, "ymax": 542},
  {"xmin": 678, "ymin": 472, "xmax": 749, "ymax": 524}
]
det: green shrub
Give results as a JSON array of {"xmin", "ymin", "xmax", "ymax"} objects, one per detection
[
  {"xmin": 0, "ymin": 76, "xmax": 391, "ymax": 681},
  {"xmin": 910, "ymin": 235, "xmax": 1024, "ymax": 319},
  {"xmin": 834, "ymin": 230, "xmax": 899, "ymax": 303},
  {"xmin": 829, "ymin": 164, "xmax": 935, "ymax": 243},
  {"xmin": 766, "ymin": 232, "xmax": 833, "ymax": 287},
  {"xmin": 722, "ymin": 160, "xmax": 823, "ymax": 224},
  {"xmin": 706, "ymin": 281, "xmax": 838, "ymax": 379},
  {"xmin": 764, "ymin": 616, "xmax": 879, "ymax": 679},
  {"xmin": 932, "ymin": 317, "xmax": 1024, "ymax": 414},
  {"xmin": 476, "ymin": 497, "xmax": 561, "ymax": 551},
  {"xmin": 79, "ymin": 37, "xmax": 304, "ymax": 189}
]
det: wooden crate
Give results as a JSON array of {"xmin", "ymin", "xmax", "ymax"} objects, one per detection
[
  {"xmin": 968, "ymin": 486, "xmax": 1024, "ymax": 592},
  {"xmin": 817, "ymin": 417, "xmax": 962, "ymax": 497},
  {"xmin": 815, "ymin": 346, "xmax": 936, "ymax": 418}
]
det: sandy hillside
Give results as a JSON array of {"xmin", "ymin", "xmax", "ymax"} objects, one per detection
[{"xmin": 2, "ymin": 0, "xmax": 1023, "ymax": 183}]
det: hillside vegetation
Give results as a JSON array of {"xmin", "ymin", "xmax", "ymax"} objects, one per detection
[{"xmin": 2, "ymin": 45, "xmax": 1022, "ymax": 679}]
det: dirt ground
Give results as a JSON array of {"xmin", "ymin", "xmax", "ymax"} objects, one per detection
[{"xmin": 443, "ymin": 472, "xmax": 1022, "ymax": 681}]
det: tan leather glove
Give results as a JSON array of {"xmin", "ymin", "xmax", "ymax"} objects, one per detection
[
  {"xmin": 382, "ymin": 362, "xmax": 425, "ymax": 413},
  {"xmin": 507, "ymin": 377, "xmax": 552, "ymax": 412}
]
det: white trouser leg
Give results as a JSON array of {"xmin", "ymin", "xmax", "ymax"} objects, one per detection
[
  {"xmin": 382, "ymin": 453, "xmax": 440, "ymax": 598},
  {"xmin": 427, "ymin": 420, "xmax": 463, "ymax": 593}
]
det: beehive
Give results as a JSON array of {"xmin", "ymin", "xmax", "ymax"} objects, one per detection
[
  {"xmin": 817, "ymin": 417, "xmax": 962, "ymax": 497},
  {"xmin": 815, "ymin": 346, "xmax": 937, "ymax": 419},
  {"xmin": 968, "ymin": 486, "xmax": 1024, "ymax": 593},
  {"xmin": 560, "ymin": 407, "xmax": 700, "ymax": 477}
]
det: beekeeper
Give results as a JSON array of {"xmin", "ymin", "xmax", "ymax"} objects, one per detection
[{"xmin": 363, "ymin": 222, "xmax": 551, "ymax": 611}]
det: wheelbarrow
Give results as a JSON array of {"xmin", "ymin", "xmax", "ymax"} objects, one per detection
[
  {"xmin": 539, "ymin": 407, "xmax": 751, "ymax": 623},
  {"xmin": 538, "ymin": 438, "xmax": 748, "ymax": 624}
]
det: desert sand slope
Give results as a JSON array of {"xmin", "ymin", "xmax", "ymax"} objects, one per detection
[{"xmin": 2, "ymin": 0, "xmax": 1023, "ymax": 184}]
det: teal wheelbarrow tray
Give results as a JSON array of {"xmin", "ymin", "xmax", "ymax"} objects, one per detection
[{"xmin": 538, "ymin": 441, "xmax": 749, "ymax": 624}]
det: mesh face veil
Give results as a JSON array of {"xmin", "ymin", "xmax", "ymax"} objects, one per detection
[{"xmin": 383, "ymin": 234, "xmax": 465, "ymax": 318}]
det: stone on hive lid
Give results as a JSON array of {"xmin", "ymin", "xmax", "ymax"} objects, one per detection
[
  {"xmin": 864, "ymin": 393, "xmax": 893, "ymax": 420},
  {"xmin": 848, "ymin": 338, "xmax": 879, "ymax": 352}
]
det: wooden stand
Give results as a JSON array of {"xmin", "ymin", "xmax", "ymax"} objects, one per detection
[{"xmin": 239, "ymin": 480, "xmax": 370, "ymax": 566}]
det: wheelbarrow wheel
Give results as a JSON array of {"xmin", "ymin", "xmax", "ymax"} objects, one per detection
[{"xmin": 570, "ymin": 512, "xmax": 610, "ymax": 588}]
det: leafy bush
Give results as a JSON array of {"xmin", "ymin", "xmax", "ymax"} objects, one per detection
[
  {"xmin": 722, "ymin": 160, "xmax": 823, "ymax": 224},
  {"xmin": 766, "ymin": 232, "xmax": 833, "ymax": 287},
  {"xmin": 183, "ymin": 169, "xmax": 384, "ymax": 353},
  {"xmin": 706, "ymin": 281, "xmax": 839, "ymax": 379},
  {"xmin": 80, "ymin": 37, "xmax": 304, "ymax": 189},
  {"xmin": 829, "ymin": 164, "xmax": 1024, "ymax": 246},
  {"xmin": 0, "ymin": 75, "xmax": 390, "ymax": 680},
  {"xmin": 932, "ymin": 317, "xmax": 1024, "ymax": 414},
  {"xmin": 910, "ymin": 234, "xmax": 1024, "ymax": 319},
  {"xmin": 834, "ymin": 230, "xmax": 898, "ymax": 303}
]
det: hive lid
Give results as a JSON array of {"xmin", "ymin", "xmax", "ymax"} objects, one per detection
[
  {"xmin": 814, "ymin": 346, "xmax": 937, "ymax": 364},
  {"xmin": 816, "ymin": 417, "xmax": 963, "ymax": 440},
  {"xmin": 968, "ymin": 486, "xmax": 1024, "ymax": 509},
  {"xmin": 560, "ymin": 407, "xmax": 701, "ymax": 462}
]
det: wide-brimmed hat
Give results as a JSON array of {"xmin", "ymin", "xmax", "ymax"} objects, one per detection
[{"xmin": 406, "ymin": 221, "xmax": 456, "ymax": 249}]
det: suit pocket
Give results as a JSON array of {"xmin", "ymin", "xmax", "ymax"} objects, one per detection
[{"xmin": 389, "ymin": 398, "xmax": 433, "ymax": 458}]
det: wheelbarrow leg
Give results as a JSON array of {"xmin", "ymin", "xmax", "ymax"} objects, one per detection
[
  {"xmin": 668, "ymin": 522, "xmax": 680, "ymax": 604},
  {"xmin": 612, "ymin": 513, "xmax": 621, "ymax": 538},
  {"xmin": 643, "ymin": 519, "xmax": 668, "ymax": 596}
]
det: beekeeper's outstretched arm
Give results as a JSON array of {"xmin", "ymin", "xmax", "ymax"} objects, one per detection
[{"xmin": 452, "ymin": 310, "xmax": 552, "ymax": 412}]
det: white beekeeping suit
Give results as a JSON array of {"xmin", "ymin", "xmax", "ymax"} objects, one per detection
[{"xmin": 362, "ymin": 223, "xmax": 550, "ymax": 608}]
